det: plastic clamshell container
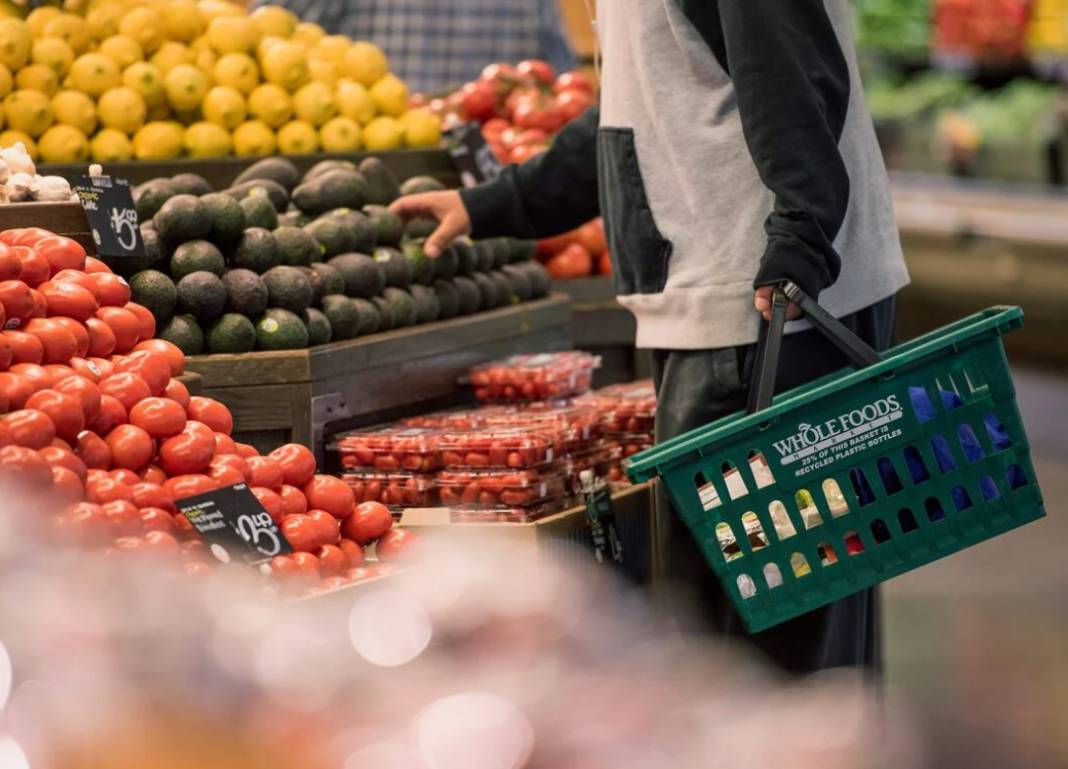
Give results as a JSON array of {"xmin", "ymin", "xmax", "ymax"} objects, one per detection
[
  {"xmin": 469, "ymin": 351, "xmax": 600, "ymax": 403},
  {"xmin": 437, "ymin": 467, "xmax": 569, "ymax": 509},
  {"xmin": 334, "ymin": 427, "xmax": 441, "ymax": 473},
  {"xmin": 481, "ymin": 402, "xmax": 604, "ymax": 448},
  {"xmin": 341, "ymin": 471, "xmax": 437, "ymax": 509},
  {"xmin": 449, "ymin": 500, "xmax": 568, "ymax": 524},
  {"xmin": 401, "ymin": 409, "xmax": 489, "ymax": 431},
  {"xmin": 438, "ymin": 425, "xmax": 563, "ymax": 470}
]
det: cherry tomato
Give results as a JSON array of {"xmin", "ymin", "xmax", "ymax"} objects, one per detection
[
  {"xmin": 186, "ymin": 396, "xmax": 233, "ymax": 435},
  {"xmin": 269, "ymin": 443, "xmax": 316, "ymax": 487},
  {"xmin": 213, "ymin": 431, "xmax": 236, "ymax": 455},
  {"xmin": 110, "ymin": 468, "xmax": 141, "ymax": 486},
  {"xmin": 124, "ymin": 302, "xmax": 155, "ymax": 340},
  {"xmin": 251, "ymin": 486, "xmax": 283, "ymax": 522},
  {"xmin": 317, "ymin": 544, "xmax": 347, "ymax": 577},
  {"xmin": 13, "ymin": 246, "xmax": 49, "ymax": 288},
  {"xmin": 86, "ymin": 476, "xmax": 134, "ymax": 505},
  {"xmin": 50, "ymin": 317, "xmax": 89, "ymax": 358},
  {"xmin": 98, "ymin": 372, "xmax": 151, "ymax": 412},
  {"xmin": 281, "ymin": 514, "xmax": 319, "ymax": 552},
  {"xmin": 91, "ymin": 273, "xmax": 131, "ymax": 307},
  {"xmin": 306, "ymin": 508, "xmax": 341, "ymax": 546},
  {"xmin": 94, "ymin": 306, "xmax": 141, "ymax": 353},
  {"xmin": 83, "ymin": 256, "xmax": 110, "ymax": 274},
  {"xmin": 128, "ymin": 396, "xmax": 187, "ymax": 438},
  {"xmin": 40, "ymin": 280, "xmax": 98, "ymax": 321},
  {"xmin": 113, "ymin": 350, "xmax": 169, "ymax": 396},
  {"xmin": 74, "ymin": 430, "xmax": 112, "ymax": 469},
  {"xmin": 34, "ymin": 235, "xmax": 86, "ymax": 274},
  {"xmin": 291, "ymin": 551, "xmax": 320, "ymax": 579},
  {"xmin": 1, "ymin": 409, "xmax": 54, "ymax": 448},
  {"xmin": 0, "ymin": 444, "xmax": 50, "ymax": 485},
  {"xmin": 133, "ymin": 339, "xmax": 185, "ymax": 376},
  {"xmin": 279, "ymin": 484, "xmax": 307, "ymax": 516},
  {"xmin": 303, "ymin": 475, "xmax": 355, "ymax": 519},
  {"xmin": 247, "ymin": 455, "xmax": 284, "ymax": 489},
  {"xmin": 0, "ymin": 280, "xmax": 34, "ymax": 329},
  {"xmin": 164, "ymin": 378, "xmax": 190, "ymax": 409},
  {"xmin": 51, "ymin": 269, "xmax": 101, "ymax": 301},
  {"xmin": 341, "ymin": 501, "xmax": 394, "ymax": 545},
  {"xmin": 140, "ymin": 507, "xmax": 177, "ymax": 535},
  {"xmin": 130, "ymin": 482, "xmax": 176, "ymax": 513},
  {"xmin": 40, "ymin": 445, "xmax": 86, "ymax": 479},
  {"xmin": 25, "ymin": 388, "xmax": 84, "ymax": 442},
  {"xmin": 163, "ymin": 473, "xmax": 218, "ymax": 500},
  {"xmin": 87, "ymin": 394, "xmax": 127, "ymax": 435},
  {"xmin": 103, "ymin": 500, "xmax": 142, "ymax": 538},
  {"xmin": 158, "ymin": 428, "xmax": 215, "ymax": 475},
  {"xmin": 53, "ymin": 375, "xmax": 101, "ymax": 422},
  {"xmin": 50, "ymin": 466, "xmax": 83, "ymax": 504},
  {"xmin": 338, "ymin": 537, "xmax": 364, "ymax": 568},
  {"xmin": 105, "ymin": 424, "xmax": 154, "ymax": 470},
  {"xmin": 0, "ymin": 243, "xmax": 21, "ymax": 280},
  {"xmin": 375, "ymin": 528, "xmax": 418, "ymax": 562}
]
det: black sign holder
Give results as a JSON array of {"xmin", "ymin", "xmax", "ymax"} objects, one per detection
[{"xmin": 72, "ymin": 173, "xmax": 144, "ymax": 260}]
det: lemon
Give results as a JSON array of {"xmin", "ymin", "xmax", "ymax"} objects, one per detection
[
  {"xmin": 311, "ymin": 35, "xmax": 349, "ymax": 68},
  {"xmin": 31, "ymin": 37, "xmax": 74, "ymax": 78},
  {"xmin": 260, "ymin": 40, "xmax": 307, "ymax": 92},
  {"xmin": 291, "ymin": 81, "xmax": 334, "ymax": 127},
  {"xmin": 85, "ymin": 3, "xmax": 125, "ymax": 42},
  {"xmin": 183, "ymin": 119, "xmax": 229, "ymax": 156},
  {"xmin": 119, "ymin": 6, "xmax": 164, "ymax": 55},
  {"xmin": 42, "ymin": 14, "xmax": 89, "ymax": 55},
  {"xmin": 191, "ymin": 45, "xmax": 215, "ymax": 77},
  {"xmin": 292, "ymin": 22, "xmax": 325, "ymax": 47},
  {"xmin": 0, "ymin": 18, "xmax": 31, "ymax": 71},
  {"xmin": 197, "ymin": 0, "xmax": 243, "ymax": 23},
  {"xmin": 319, "ymin": 115, "xmax": 360, "ymax": 152},
  {"xmin": 206, "ymin": 15, "xmax": 256, "ymax": 56},
  {"xmin": 52, "ymin": 89, "xmax": 96, "ymax": 134},
  {"xmin": 122, "ymin": 61, "xmax": 164, "ymax": 106},
  {"xmin": 335, "ymin": 78, "xmax": 375, "ymax": 124},
  {"xmin": 308, "ymin": 59, "xmax": 337, "ymax": 86},
  {"xmin": 162, "ymin": 0, "xmax": 204, "ymax": 44},
  {"xmin": 98, "ymin": 35, "xmax": 142, "ymax": 69},
  {"xmin": 25, "ymin": 7, "xmax": 61, "ymax": 38},
  {"xmin": 0, "ymin": 130, "xmax": 35, "ymax": 159},
  {"xmin": 247, "ymin": 82, "xmax": 290, "ymax": 128},
  {"xmin": 213, "ymin": 52, "xmax": 257, "ymax": 94},
  {"xmin": 163, "ymin": 63, "xmax": 207, "ymax": 111},
  {"xmin": 201, "ymin": 84, "xmax": 244, "ymax": 129},
  {"xmin": 15, "ymin": 64, "xmax": 58, "ymax": 96},
  {"xmin": 38, "ymin": 123, "xmax": 88, "ymax": 162},
  {"xmin": 146, "ymin": 100, "xmax": 170, "ymax": 121},
  {"xmin": 69, "ymin": 52, "xmax": 120, "ymax": 97},
  {"xmin": 255, "ymin": 34, "xmax": 289, "ymax": 63},
  {"xmin": 343, "ymin": 41, "xmax": 387, "ymax": 87},
  {"xmin": 231, "ymin": 118, "xmax": 274, "ymax": 156},
  {"xmin": 369, "ymin": 73, "xmax": 408, "ymax": 117},
  {"xmin": 150, "ymin": 41, "xmax": 193, "ymax": 75},
  {"xmin": 4, "ymin": 89, "xmax": 53, "ymax": 136},
  {"xmin": 249, "ymin": 5, "xmax": 296, "ymax": 39},
  {"xmin": 401, "ymin": 107, "xmax": 441, "ymax": 148},
  {"xmin": 132, "ymin": 119, "xmax": 182, "ymax": 158},
  {"xmin": 276, "ymin": 119, "xmax": 316, "ymax": 154},
  {"xmin": 97, "ymin": 85, "xmax": 145, "ymax": 134},
  {"xmin": 361, "ymin": 115, "xmax": 402, "ymax": 152},
  {"xmin": 0, "ymin": 64, "xmax": 11, "ymax": 100},
  {"xmin": 89, "ymin": 127, "xmax": 133, "ymax": 161}
]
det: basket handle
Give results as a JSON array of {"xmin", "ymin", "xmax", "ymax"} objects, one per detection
[{"xmin": 746, "ymin": 282, "xmax": 884, "ymax": 414}]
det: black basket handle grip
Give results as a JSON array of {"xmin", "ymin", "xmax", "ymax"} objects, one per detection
[{"xmin": 746, "ymin": 282, "xmax": 883, "ymax": 415}]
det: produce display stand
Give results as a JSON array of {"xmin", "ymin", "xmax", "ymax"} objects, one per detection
[
  {"xmin": 0, "ymin": 201, "xmax": 93, "ymax": 251},
  {"xmin": 184, "ymin": 294, "xmax": 573, "ymax": 461}
]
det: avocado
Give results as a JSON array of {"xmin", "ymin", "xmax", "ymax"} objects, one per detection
[
  {"xmin": 302, "ymin": 307, "xmax": 332, "ymax": 346},
  {"xmin": 135, "ymin": 179, "xmax": 176, "ymax": 222},
  {"xmin": 255, "ymin": 308, "xmax": 309, "ymax": 350},
  {"xmin": 453, "ymin": 240, "xmax": 478, "ymax": 276},
  {"xmin": 409, "ymin": 284, "xmax": 440, "ymax": 324},
  {"xmin": 362, "ymin": 204, "xmax": 404, "ymax": 247},
  {"xmin": 501, "ymin": 264, "xmax": 533, "ymax": 301},
  {"xmin": 452, "ymin": 276, "xmax": 481, "ymax": 315},
  {"xmin": 129, "ymin": 269, "xmax": 177, "ymax": 323},
  {"xmin": 373, "ymin": 246, "xmax": 410, "ymax": 288},
  {"xmin": 303, "ymin": 159, "xmax": 356, "ymax": 181},
  {"xmin": 298, "ymin": 266, "xmax": 325, "ymax": 306},
  {"xmin": 158, "ymin": 313, "xmax": 204, "ymax": 356},
  {"xmin": 232, "ymin": 228, "xmax": 281, "ymax": 274},
  {"xmin": 434, "ymin": 245, "xmax": 459, "ymax": 281},
  {"xmin": 327, "ymin": 208, "xmax": 376, "ymax": 252},
  {"xmin": 273, "ymin": 226, "xmax": 319, "ymax": 267},
  {"xmin": 488, "ymin": 238, "xmax": 511, "ymax": 269},
  {"xmin": 309, "ymin": 262, "xmax": 345, "ymax": 297},
  {"xmin": 404, "ymin": 217, "xmax": 437, "ymax": 240},
  {"xmin": 240, "ymin": 194, "xmax": 278, "ymax": 230},
  {"xmin": 472, "ymin": 272, "xmax": 498, "ymax": 310},
  {"xmin": 489, "ymin": 270, "xmax": 514, "ymax": 306},
  {"xmin": 225, "ymin": 179, "xmax": 289, "ymax": 212},
  {"xmin": 222, "ymin": 268, "xmax": 268, "ymax": 316},
  {"xmin": 291, "ymin": 169, "xmax": 370, "ymax": 216},
  {"xmin": 522, "ymin": 261, "xmax": 551, "ymax": 298},
  {"xmin": 233, "ymin": 157, "xmax": 301, "ymax": 191},
  {"xmin": 154, "ymin": 194, "xmax": 211, "ymax": 245},
  {"xmin": 304, "ymin": 215, "xmax": 356, "ymax": 259},
  {"xmin": 170, "ymin": 172, "xmax": 213, "ymax": 196},
  {"xmin": 382, "ymin": 287, "xmax": 417, "ymax": 328},
  {"xmin": 136, "ymin": 225, "xmax": 164, "ymax": 275},
  {"xmin": 199, "ymin": 192, "xmax": 245, "ymax": 251},
  {"xmin": 372, "ymin": 295, "xmax": 395, "ymax": 331},
  {"xmin": 277, "ymin": 209, "xmax": 311, "ymax": 228},
  {"xmin": 358, "ymin": 157, "xmax": 402, "ymax": 204},
  {"xmin": 262, "ymin": 265, "xmax": 313, "ymax": 313},
  {"xmin": 509, "ymin": 238, "xmax": 537, "ymax": 263},
  {"xmin": 402, "ymin": 239, "xmax": 434, "ymax": 285},
  {"xmin": 351, "ymin": 297, "xmax": 381, "ymax": 335},
  {"xmin": 433, "ymin": 279, "xmax": 460, "ymax": 320},
  {"xmin": 176, "ymin": 271, "xmax": 227, "ymax": 323},
  {"xmin": 328, "ymin": 253, "xmax": 385, "ymax": 299},
  {"xmin": 321, "ymin": 294, "xmax": 360, "ymax": 340},
  {"xmin": 206, "ymin": 313, "xmax": 256, "ymax": 354},
  {"xmin": 474, "ymin": 240, "xmax": 495, "ymax": 272},
  {"xmin": 399, "ymin": 175, "xmax": 446, "ymax": 195},
  {"xmin": 170, "ymin": 239, "xmax": 225, "ymax": 280}
]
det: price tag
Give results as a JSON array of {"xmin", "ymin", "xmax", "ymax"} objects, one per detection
[
  {"xmin": 72, "ymin": 174, "xmax": 144, "ymax": 260},
  {"xmin": 446, "ymin": 122, "xmax": 503, "ymax": 187},
  {"xmin": 177, "ymin": 482, "xmax": 292, "ymax": 565}
]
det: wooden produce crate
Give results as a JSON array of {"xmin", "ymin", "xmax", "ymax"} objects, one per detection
[
  {"xmin": 184, "ymin": 294, "xmax": 573, "ymax": 460},
  {"xmin": 0, "ymin": 201, "xmax": 92, "ymax": 251}
]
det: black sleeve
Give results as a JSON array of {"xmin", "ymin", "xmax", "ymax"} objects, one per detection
[
  {"xmin": 713, "ymin": 0, "xmax": 852, "ymax": 299},
  {"xmin": 459, "ymin": 105, "xmax": 600, "ymax": 240}
]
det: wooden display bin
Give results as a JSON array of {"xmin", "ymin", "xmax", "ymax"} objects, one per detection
[{"xmin": 0, "ymin": 201, "xmax": 92, "ymax": 251}]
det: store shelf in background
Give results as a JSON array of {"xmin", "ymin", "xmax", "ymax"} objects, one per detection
[{"xmin": 184, "ymin": 294, "xmax": 573, "ymax": 461}]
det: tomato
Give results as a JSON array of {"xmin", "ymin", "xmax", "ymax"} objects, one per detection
[
  {"xmin": 88, "ymin": 356, "xmax": 114, "ymax": 378},
  {"xmin": 40, "ymin": 445, "xmax": 86, "ymax": 479},
  {"xmin": 209, "ymin": 463, "xmax": 246, "ymax": 487},
  {"xmin": 234, "ymin": 442, "xmax": 258, "ymax": 458},
  {"xmin": 25, "ymin": 389, "xmax": 84, "ymax": 442},
  {"xmin": 164, "ymin": 378, "xmax": 190, "ymax": 409},
  {"xmin": 98, "ymin": 372, "xmax": 151, "ymax": 412},
  {"xmin": 186, "ymin": 397, "xmax": 233, "ymax": 435},
  {"xmin": 0, "ymin": 444, "xmax": 49, "ymax": 485},
  {"xmin": 141, "ymin": 465, "xmax": 166, "ymax": 484},
  {"xmin": 131, "ymin": 482, "xmax": 176, "ymax": 513},
  {"xmin": 537, "ymin": 230, "xmax": 575, "ymax": 259},
  {"xmin": 460, "ymin": 79, "xmax": 497, "ymax": 121},
  {"xmin": 517, "ymin": 58, "xmax": 555, "ymax": 84},
  {"xmin": 94, "ymin": 306, "xmax": 141, "ymax": 353},
  {"xmin": 4, "ymin": 331, "xmax": 43, "ymax": 365},
  {"xmin": 555, "ymin": 88, "xmax": 594, "ymax": 123},
  {"xmin": 13, "ymin": 248, "xmax": 49, "ymax": 288},
  {"xmin": 84, "ymin": 317, "xmax": 117, "ymax": 358},
  {"xmin": 0, "ymin": 280, "xmax": 34, "ymax": 329},
  {"xmin": 213, "ymin": 431, "xmax": 236, "ymax": 455},
  {"xmin": 9, "ymin": 228, "xmax": 55, "ymax": 248},
  {"xmin": 184, "ymin": 561, "xmax": 212, "ymax": 577},
  {"xmin": 210, "ymin": 453, "xmax": 251, "ymax": 481},
  {"xmin": 28, "ymin": 289, "xmax": 46, "ymax": 319},
  {"xmin": 25, "ymin": 318, "xmax": 77, "ymax": 364},
  {"xmin": 86, "ymin": 476, "xmax": 134, "ymax": 505},
  {"xmin": 158, "ymin": 428, "xmax": 215, "ymax": 475},
  {"xmin": 34, "ymin": 235, "xmax": 86, "ymax": 275},
  {"xmin": 290, "ymin": 551, "xmax": 320, "ymax": 579},
  {"xmin": 2, "ymin": 409, "xmax": 55, "ymax": 448},
  {"xmin": 174, "ymin": 512, "xmax": 198, "ymax": 540},
  {"xmin": 163, "ymin": 473, "xmax": 218, "ymax": 500},
  {"xmin": 0, "ymin": 373, "xmax": 31, "ymax": 409},
  {"xmin": 338, "ymin": 537, "xmax": 364, "ymax": 568},
  {"xmin": 376, "ymin": 528, "xmax": 418, "ymax": 562},
  {"xmin": 65, "ymin": 501, "xmax": 108, "ymax": 544},
  {"xmin": 51, "ymin": 269, "xmax": 102, "ymax": 301},
  {"xmin": 246, "ymin": 455, "xmax": 284, "ymax": 489},
  {"xmin": 87, "ymin": 394, "xmax": 127, "ymax": 435},
  {"xmin": 341, "ymin": 501, "xmax": 393, "ymax": 545},
  {"xmin": 184, "ymin": 420, "xmax": 214, "ymax": 439},
  {"xmin": 140, "ymin": 507, "xmax": 176, "ymax": 535},
  {"xmin": 110, "ymin": 468, "xmax": 141, "ymax": 485},
  {"xmin": 317, "ymin": 544, "xmax": 347, "ymax": 577},
  {"xmin": 9, "ymin": 362, "xmax": 49, "ymax": 392},
  {"xmin": 39, "ymin": 280, "xmax": 98, "ymax": 322},
  {"xmin": 266, "ymin": 554, "xmax": 300, "ymax": 582},
  {"xmin": 546, "ymin": 242, "xmax": 593, "ymax": 279},
  {"xmin": 251, "ymin": 486, "xmax": 283, "ymax": 522},
  {"xmin": 0, "ymin": 333, "xmax": 11, "ymax": 373},
  {"xmin": 133, "ymin": 339, "xmax": 185, "ymax": 376},
  {"xmin": 40, "ymin": 364, "xmax": 75, "ymax": 388},
  {"xmin": 281, "ymin": 514, "xmax": 319, "ymax": 552},
  {"xmin": 279, "ymin": 484, "xmax": 307, "ymax": 516},
  {"xmin": 90, "ymin": 273, "xmax": 131, "ymax": 307},
  {"xmin": 114, "ymin": 351, "xmax": 169, "ymax": 396},
  {"xmin": 103, "ymin": 500, "xmax": 142, "ymax": 538},
  {"xmin": 575, "ymin": 219, "xmax": 607, "ymax": 257},
  {"xmin": 105, "ymin": 424, "xmax": 154, "ymax": 470},
  {"xmin": 553, "ymin": 71, "xmax": 594, "ymax": 95},
  {"xmin": 84, "ymin": 256, "xmax": 111, "ymax": 274},
  {"xmin": 143, "ymin": 529, "xmax": 179, "ymax": 553},
  {"xmin": 49, "ymin": 318, "xmax": 89, "ymax": 359},
  {"xmin": 303, "ymin": 474, "xmax": 355, "ymax": 519},
  {"xmin": 598, "ymin": 250, "xmax": 612, "ymax": 276},
  {"xmin": 128, "ymin": 396, "xmax": 186, "ymax": 438},
  {"xmin": 50, "ymin": 466, "xmax": 83, "ymax": 504},
  {"xmin": 306, "ymin": 508, "xmax": 341, "ymax": 546},
  {"xmin": 268, "ymin": 443, "xmax": 316, "ymax": 487},
  {"xmin": 124, "ymin": 302, "xmax": 155, "ymax": 340},
  {"xmin": 68, "ymin": 356, "xmax": 103, "ymax": 383},
  {"xmin": 86, "ymin": 468, "xmax": 108, "ymax": 485},
  {"xmin": 0, "ymin": 243, "xmax": 20, "ymax": 281},
  {"xmin": 74, "ymin": 430, "xmax": 112, "ymax": 469},
  {"xmin": 53, "ymin": 375, "xmax": 101, "ymax": 422}
]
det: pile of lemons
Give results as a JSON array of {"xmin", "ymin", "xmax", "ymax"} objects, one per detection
[{"xmin": 0, "ymin": 0, "xmax": 442, "ymax": 163}]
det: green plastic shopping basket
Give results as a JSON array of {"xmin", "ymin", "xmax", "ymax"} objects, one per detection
[{"xmin": 625, "ymin": 283, "xmax": 1046, "ymax": 633}]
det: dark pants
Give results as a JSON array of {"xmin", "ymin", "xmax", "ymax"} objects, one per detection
[{"xmin": 651, "ymin": 297, "xmax": 896, "ymax": 676}]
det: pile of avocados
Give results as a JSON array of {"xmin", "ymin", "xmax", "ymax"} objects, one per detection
[{"xmin": 127, "ymin": 156, "xmax": 550, "ymax": 355}]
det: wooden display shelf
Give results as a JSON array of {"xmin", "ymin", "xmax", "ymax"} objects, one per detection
[
  {"xmin": 0, "ymin": 201, "xmax": 92, "ymax": 250},
  {"xmin": 184, "ymin": 294, "xmax": 573, "ymax": 459}
]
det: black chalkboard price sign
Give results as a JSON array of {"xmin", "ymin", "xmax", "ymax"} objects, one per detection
[
  {"xmin": 72, "ymin": 173, "xmax": 144, "ymax": 260},
  {"xmin": 177, "ymin": 482, "xmax": 292, "ymax": 565},
  {"xmin": 446, "ymin": 122, "xmax": 503, "ymax": 187}
]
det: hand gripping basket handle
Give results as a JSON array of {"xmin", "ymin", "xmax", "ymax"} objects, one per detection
[{"xmin": 746, "ymin": 282, "xmax": 884, "ymax": 414}]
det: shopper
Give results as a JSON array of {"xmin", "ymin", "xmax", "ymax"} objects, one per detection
[
  {"xmin": 253, "ymin": 0, "xmax": 576, "ymax": 94},
  {"xmin": 391, "ymin": 0, "xmax": 910, "ymax": 675}
]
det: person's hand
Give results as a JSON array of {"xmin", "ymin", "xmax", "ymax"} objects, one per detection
[
  {"xmin": 388, "ymin": 190, "xmax": 471, "ymax": 258},
  {"xmin": 754, "ymin": 286, "xmax": 802, "ymax": 322}
]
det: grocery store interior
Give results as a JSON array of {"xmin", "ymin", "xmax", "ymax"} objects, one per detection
[{"xmin": 0, "ymin": 0, "xmax": 1063, "ymax": 767}]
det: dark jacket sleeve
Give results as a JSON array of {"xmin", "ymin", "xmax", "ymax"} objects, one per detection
[
  {"xmin": 710, "ymin": 0, "xmax": 852, "ymax": 299},
  {"xmin": 459, "ymin": 105, "xmax": 600, "ymax": 240}
]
